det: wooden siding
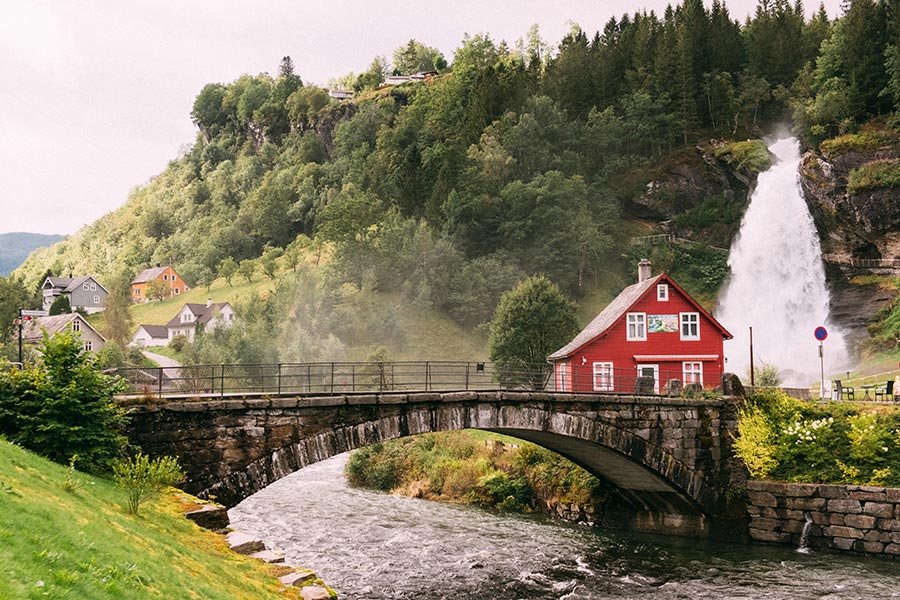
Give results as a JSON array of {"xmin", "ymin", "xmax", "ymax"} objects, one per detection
[
  {"xmin": 132, "ymin": 266, "xmax": 188, "ymax": 302},
  {"xmin": 559, "ymin": 280, "xmax": 727, "ymax": 392}
]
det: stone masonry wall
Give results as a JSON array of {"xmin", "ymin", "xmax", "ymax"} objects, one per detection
[{"xmin": 747, "ymin": 481, "xmax": 900, "ymax": 557}]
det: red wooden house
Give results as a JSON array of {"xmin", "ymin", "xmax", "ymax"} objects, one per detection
[{"xmin": 548, "ymin": 260, "xmax": 732, "ymax": 393}]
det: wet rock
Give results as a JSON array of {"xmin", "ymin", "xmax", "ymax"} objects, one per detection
[{"xmin": 225, "ymin": 531, "xmax": 265, "ymax": 555}]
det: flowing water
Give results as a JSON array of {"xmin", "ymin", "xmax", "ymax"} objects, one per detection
[
  {"xmin": 716, "ymin": 137, "xmax": 847, "ymax": 386},
  {"xmin": 230, "ymin": 455, "xmax": 900, "ymax": 599}
]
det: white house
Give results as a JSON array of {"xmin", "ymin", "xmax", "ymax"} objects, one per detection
[{"xmin": 132, "ymin": 300, "xmax": 236, "ymax": 346}]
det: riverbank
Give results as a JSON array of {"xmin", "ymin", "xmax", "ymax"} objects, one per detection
[
  {"xmin": 0, "ymin": 438, "xmax": 328, "ymax": 599},
  {"xmin": 344, "ymin": 430, "xmax": 609, "ymax": 524}
]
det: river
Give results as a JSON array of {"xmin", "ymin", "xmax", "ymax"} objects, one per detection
[{"xmin": 230, "ymin": 454, "xmax": 900, "ymax": 599}]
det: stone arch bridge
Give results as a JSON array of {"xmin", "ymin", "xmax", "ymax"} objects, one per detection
[{"xmin": 127, "ymin": 390, "xmax": 748, "ymax": 539}]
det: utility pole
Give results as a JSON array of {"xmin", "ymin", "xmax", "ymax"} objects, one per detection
[
  {"xmin": 749, "ymin": 326, "xmax": 754, "ymax": 387},
  {"xmin": 17, "ymin": 308, "xmax": 23, "ymax": 365}
]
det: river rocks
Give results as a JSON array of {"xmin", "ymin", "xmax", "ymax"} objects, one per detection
[
  {"xmin": 301, "ymin": 586, "xmax": 333, "ymax": 600},
  {"xmin": 184, "ymin": 503, "xmax": 230, "ymax": 531},
  {"xmin": 225, "ymin": 531, "xmax": 265, "ymax": 555}
]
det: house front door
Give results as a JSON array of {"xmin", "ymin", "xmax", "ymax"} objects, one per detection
[{"xmin": 637, "ymin": 364, "xmax": 659, "ymax": 394}]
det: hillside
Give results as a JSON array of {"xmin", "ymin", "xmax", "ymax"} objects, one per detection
[
  {"xmin": 0, "ymin": 439, "xmax": 309, "ymax": 599},
  {"xmin": 0, "ymin": 232, "xmax": 64, "ymax": 276},
  {"xmin": 13, "ymin": 0, "xmax": 900, "ymax": 360}
]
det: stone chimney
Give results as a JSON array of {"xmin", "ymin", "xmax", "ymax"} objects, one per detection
[
  {"xmin": 637, "ymin": 259, "xmax": 652, "ymax": 283},
  {"xmin": 206, "ymin": 298, "xmax": 213, "ymax": 308}
]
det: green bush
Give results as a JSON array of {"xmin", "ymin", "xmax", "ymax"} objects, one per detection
[
  {"xmin": 736, "ymin": 391, "xmax": 900, "ymax": 486},
  {"xmin": 847, "ymin": 159, "xmax": 900, "ymax": 194},
  {"xmin": 0, "ymin": 331, "xmax": 129, "ymax": 473},
  {"xmin": 112, "ymin": 453, "xmax": 185, "ymax": 515},
  {"xmin": 712, "ymin": 140, "xmax": 771, "ymax": 174}
]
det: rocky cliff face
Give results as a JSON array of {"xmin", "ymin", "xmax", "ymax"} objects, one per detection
[
  {"xmin": 799, "ymin": 142, "xmax": 900, "ymax": 349},
  {"xmin": 799, "ymin": 146, "xmax": 900, "ymax": 261},
  {"xmin": 627, "ymin": 141, "xmax": 766, "ymax": 249}
]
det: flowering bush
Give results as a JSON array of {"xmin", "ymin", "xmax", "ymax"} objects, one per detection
[{"xmin": 737, "ymin": 391, "xmax": 900, "ymax": 486}]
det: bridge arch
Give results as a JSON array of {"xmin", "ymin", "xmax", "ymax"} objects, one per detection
[{"xmin": 185, "ymin": 402, "xmax": 720, "ymax": 535}]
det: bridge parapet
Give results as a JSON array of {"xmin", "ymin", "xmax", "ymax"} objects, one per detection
[{"xmin": 127, "ymin": 390, "xmax": 747, "ymax": 539}]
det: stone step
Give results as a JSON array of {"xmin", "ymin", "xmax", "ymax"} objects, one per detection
[
  {"xmin": 278, "ymin": 568, "xmax": 316, "ymax": 587},
  {"xmin": 225, "ymin": 531, "xmax": 265, "ymax": 555},
  {"xmin": 301, "ymin": 585, "xmax": 332, "ymax": 600},
  {"xmin": 250, "ymin": 549, "xmax": 285, "ymax": 563},
  {"xmin": 184, "ymin": 504, "xmax": 230, "ymax": 530}
]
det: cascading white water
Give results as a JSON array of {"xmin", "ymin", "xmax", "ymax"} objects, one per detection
[{"xmin": 716, "ymin": 137, "xmax": 847, "ymax": 386}]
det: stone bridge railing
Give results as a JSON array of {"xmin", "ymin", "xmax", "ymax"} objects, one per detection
[{"xmin": 126, "ymin": 389, "xmax": 749, "ymax": 539}]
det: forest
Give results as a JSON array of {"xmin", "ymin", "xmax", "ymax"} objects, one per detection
[{"xmin": 6, "ymin": 0, "xmax": 900, "ymax": 362}]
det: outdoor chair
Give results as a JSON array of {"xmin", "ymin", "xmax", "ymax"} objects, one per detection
[
  {"xmin": 833, "ymin": 380, "xmax": 854, "ymax": 401},
  {"xmin": 875, "ymin": 380, "xmax": 894, "ymax": 402}
]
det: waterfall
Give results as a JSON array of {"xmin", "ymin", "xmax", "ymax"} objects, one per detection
[
  {"xmin": 797, "ymin": 512, "xmax": 814, "ymax": 554},
  {"xmin": 716, "ymin": 137, "xmax": 847, "ymax": 386}
]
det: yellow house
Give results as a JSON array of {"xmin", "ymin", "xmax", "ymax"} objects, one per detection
[{"xmin": 131, "ymin": 265, "xmax": 189, "ymax": 303}]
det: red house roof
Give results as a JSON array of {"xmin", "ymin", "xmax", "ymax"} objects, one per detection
[{"xmin": 548, "ymin": 273, "xmax": 732, "ymax": 361}]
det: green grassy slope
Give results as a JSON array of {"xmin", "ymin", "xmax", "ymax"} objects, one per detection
[{"xmin": 0, "ymin": 439, "xmax": 302, "ymax": 600}]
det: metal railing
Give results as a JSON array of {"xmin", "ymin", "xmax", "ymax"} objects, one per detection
[
  {"xmin": 822, "ymin": 254, "xmax": 900, "ymax": 269},
  {"xmin": 629, "ymin": 234, "xmax": 728, "ymax": 253},
  {"xmin": 114, "ymin": 361, "xmax": 727, "ymax": 401}
]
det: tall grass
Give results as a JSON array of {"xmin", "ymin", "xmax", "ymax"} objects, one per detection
[{"xmin": 0, "ymin": 439, "xmax": 301, "ymax": 600}]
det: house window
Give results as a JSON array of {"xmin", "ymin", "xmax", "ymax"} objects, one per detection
[
  {"xmin": 657, "ymin": 284, "xmax": 668, "ymax": 301},
  {"xmin": 557, "ymin": 363, "xmax": 568, "ymax": 392},
  {"xmin": 680, "ymin": 312, "xmax": 700, "ymax": 340},
  {"xmin": 683, "ymin": 362, "xmax": 703, "ymax": 385},
  {"xmin": 90, "ymin": 282, "xmax": 96, "ymax": 291},
  {"xmin": 164, "ymin": 274, "xmax": 169, "ymax": 281},
  {"xmin": 174, "ymin": 288, "xmax": 180, "ymax": 295},
  {"xmin": 93, "ymin": 295, "xmax": 100, "ymax": 304},
  {"xmin": 72, "ymin": 320, "xmax": 80, "ymax": 332},
  {"xmin": 83, "ymin": 340, "xmax": 92, "ymax": 352},
  {"xmin": 593, "ymin": 362, "xmax": 614, "ymax": 391},
  {"xmin": 172, "ymin": 275, "xmax": 177, "ymax": 282},
  {"xmin": 83, "ymin": 283, "xmax": 89, "ymax": 290},
  {"xmin": 627, "ymin": 313, "xmax": 647, "ymax": 341},
  {"xmin": 134, "ymin": 288, "xmax": 140, "ymax": 295}
]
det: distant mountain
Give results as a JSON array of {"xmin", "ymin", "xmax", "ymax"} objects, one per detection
[{"xmin": 0, "ymin": 232, "xmax": 65, "ymax": 277}]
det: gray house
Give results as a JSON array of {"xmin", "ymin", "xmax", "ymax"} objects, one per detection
[
  {"xmin": 21, "ymin": 313, "xmax": 106, "ymax": 354},
  {"xmin": 41, "ymin": 275, "xmax": 109, "ymax": 314}
]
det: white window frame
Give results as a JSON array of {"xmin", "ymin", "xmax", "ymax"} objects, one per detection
[
  {"xmin": 134, "ymin": 288, "xmax": 140, "ymax": 295},
  {"xmin": 683, "ymin": 361, "xmax": 703, "ymax": 386},
  {"xmin": 557, "ymin": 363, "xmax": 569, "ymax": 392},
  {"xmin": 637, "ymin": 364, "xmax": 660, "ymax": 394},
  {"xmin": 82, "ymin": 283, "xmax": 89, "ymax": 290},
  {"xmin": 90, "ymin": 282, "xmax": 97, "ymax": 291},
  {"xmin": 163, "ymin": 274, "xmax": 169, "ymax": 281},
  {"xmin": 657, "ymin": 284, "xmax": 668, "ymax": 301},
  {"xmin": 593, "ymin": 362, "xmax": 614, "ymax": 392},
  {"xmin": 93, "ymin": 295, "xmax": 100, "ymax": 304},
  {"xmin": 83, "ymin": 340, "xmax": 92, "ymax": 352},
  {"xmin": 174, "ymin": 288, "xmax": 180, "ymax": 295},
  {"xmin": 626, "ymin": 312, "xmax": 647, "ymax": 341},
  {"xmin": 72, "ymin": 320, "xmax": 80, "ymax": 332},
  {"xmin": 680, "ymin": 312, "xmax": 700, "ymax": 340}
]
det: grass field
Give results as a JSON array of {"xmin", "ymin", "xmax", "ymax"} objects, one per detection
[{"xmin": 0, "ymin": 440, "xmax": 306, "ymax": 599}]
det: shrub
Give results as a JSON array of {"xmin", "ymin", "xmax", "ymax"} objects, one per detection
[
  {"xmin": 847, "ymin": 159, "xmax": 900, "ymax": 194},
  {"xmin": 169, "ymin": 334, "xmax": 189, "ymax": 353},
  {"xmin": 733, "ymin": 403, "xmax": 777, "ymax": 478},
  {"xmin": 0, "ymin": 330, "xmax": 128, "ymax": 473},
  {"xmin": 112, "ymin": 453, "xmax": 185, "ymax": 515}
]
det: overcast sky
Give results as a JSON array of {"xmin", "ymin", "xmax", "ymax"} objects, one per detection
[{"xmin": 0, "ymin": 0, "xmax": 841, "ymax": 236}]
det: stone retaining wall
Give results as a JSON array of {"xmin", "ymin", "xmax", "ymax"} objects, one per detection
[{"xmin": 747, "ymin": 481, "xmax": 900, "ymax": 557}]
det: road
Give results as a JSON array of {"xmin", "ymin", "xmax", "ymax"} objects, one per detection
[{"xmin": 141, "ymin": 350, "xmax": 181, "ymax": 368}]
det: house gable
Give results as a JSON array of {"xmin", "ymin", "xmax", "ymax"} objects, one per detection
[{"xmin": 549, "ymin": 269, "xmax": 731, "ymax": 393}]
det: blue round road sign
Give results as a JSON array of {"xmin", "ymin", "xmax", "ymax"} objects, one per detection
[{"xmin": 814, "ymin": 326, "xmax": 828, "ymax": 341}]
